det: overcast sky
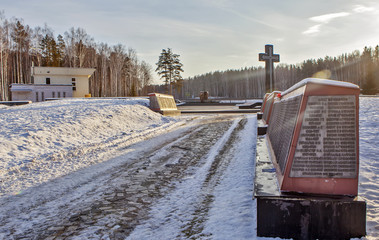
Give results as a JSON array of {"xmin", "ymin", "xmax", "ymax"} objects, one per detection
[{"xmin": 2, "ymin": 0, "xmax": 379, "ymax": 83}]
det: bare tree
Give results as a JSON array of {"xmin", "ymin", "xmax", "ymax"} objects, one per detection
[
  {"xmin": 96, "ymin": 43, "xmax": 110, "ymax": 97},
  {"xmin": 0, "ymin": 11, "xmax": 10, "ymax": 100},
  {"xmin": 109, "ymin": 44, "xmax": 125, "ymax": 96},
  {"xmin": 139, "ymin": 60, "xmax": 152, "ymax": 95}
]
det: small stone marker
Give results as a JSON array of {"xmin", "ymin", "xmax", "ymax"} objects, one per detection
[
  {"xmin": 199, "ymin": 91, "xmax": 208, "ymax": 103},
  {"xmin": 259, "ymin": 44, "xmax": 280, "ymax": 92},
  {"xmin": 148, "ymin": 93, "xmax": 181, "ymax": 116}
]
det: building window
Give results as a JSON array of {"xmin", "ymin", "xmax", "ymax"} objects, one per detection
[
  {"xmin": 46, "ymin": 78, "xmax": 51, "ymax": 84},
  {"xmin": 58, "ymin": 92, "xmax": 61, "ymax": 98},
  {"xmin": 52, "ymin": 92, "xmax": 55, "ymax": 98},
  {"xmin": 63, "ymin": 92, "xmax": 66, "ymax": 98},
  {"xmin": 42, "ymin": 92, "xmax": 45, "ymax": 101},
  {"xmin": 36, "ymin": 92, "xmax": 39, "ymax": 102},
  {"xmin": 72, "ymin": 78, "xmax": 76, "ymax": 91}
]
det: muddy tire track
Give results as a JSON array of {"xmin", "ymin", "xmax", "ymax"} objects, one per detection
[{"xmin": 10, "ymin": 115, "xmax": 246, "ymax": 240}]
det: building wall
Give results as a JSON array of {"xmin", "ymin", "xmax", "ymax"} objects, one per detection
[
  {"xmin": 73, "ymin": 78, "xmax": 89, "ymax": 98},
  {"xmin": 32, "ymin": 67, "xmax": 95, "ymax": 76},
  {"xmin": 31, "ymin": 67, "xmax": 95, "ymax": 97},
  {"xmin": 12, "ymin": 91, "xmax": 33, "ymax": 102},
  {"xmin": 11, "ymin": 84, "xmax": 73, "ymax": 102},
  {"xmin": 33, "ymin": 85, "xmax": 73, "ymax": 101},
  {"xmin": 34, "ymin": 75, "xmax": 73, "ymax": 85}
]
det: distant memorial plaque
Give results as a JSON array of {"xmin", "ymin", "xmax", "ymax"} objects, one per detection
[
  {"xmin": 265, "ymin": 78, "xmax": 360, "ymax": 196},
  {"xmin": 260, "ymin": 93, "xmax": 269, "ymax": 113},
  {"xmin": 148, "ymin": 93, "xmax": 181, "ymax": 116},
  {"xmin": 262, "ymin": 91, "xmax": 280, "ymax": 124},
  {"xmin": 257, "ymin": 93, "xmax": 269, "ymax": 121}
]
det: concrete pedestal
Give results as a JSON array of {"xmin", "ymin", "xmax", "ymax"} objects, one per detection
[
  {"xmin": 254, "ymin": 136, "xmax": 366, "ymax": 239},
  {"xmin": 257, "ymin": 196, "xmax": 366, "ymax": 239}
]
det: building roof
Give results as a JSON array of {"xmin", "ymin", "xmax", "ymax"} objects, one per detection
[
  {"xmin": 10, "ymin": 84, "xmax": 73, "ymax": 92},
  {"xmin": 32, "ymin": 67, "xmax": 96, "ymax": 77}
]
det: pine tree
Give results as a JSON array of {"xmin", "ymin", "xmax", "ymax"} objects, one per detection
[
  {"xmin": 40, "ymin": 34, "xmax": 56, "ymax": 66},
  {"xmin": 156, "ymin": 49, "xmax": 170, "ymax": 88},
  {"xmin": 361, "ymin": 46, "xmax": 377, "ymax": 94},
  {"xmin": 56, "ymin": 34, "xmax": 65, "ymax": 66},
  {"xmin": 155, "ymin": 48, "xmax": 184, "ymax": 95}
]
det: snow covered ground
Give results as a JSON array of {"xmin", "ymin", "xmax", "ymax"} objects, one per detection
[
  {"xmin": 0, "ymin": 98, "xmax": 180, "ymax": 197},
  {"xmin": 0, "ymin": 96, "xmax": 377, "ymax": 239},
  {"xmin": 358, "ymin": 96, "xmax": 379, "ymax": 239}
]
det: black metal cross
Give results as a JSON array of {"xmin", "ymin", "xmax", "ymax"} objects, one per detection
[{"xmin": 259, "ymin": 44, "xmax": 280, "ymax": 92}]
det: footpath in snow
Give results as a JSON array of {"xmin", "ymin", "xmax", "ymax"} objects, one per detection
[{"xmin": 127, "ymin": 116, "xmax": 257, "ymax": 239}]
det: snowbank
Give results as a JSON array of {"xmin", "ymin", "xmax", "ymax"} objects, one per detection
[
  {"xmin": 0, "ymin": 98, "xmax": 179, "ymax": 197},
  {"xmin": 359, "ymin": 97, "xmax": 379, "ymax": 239}
]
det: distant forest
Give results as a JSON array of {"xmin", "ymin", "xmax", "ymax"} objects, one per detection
[
  {"xmin": 171, "ymin": 46, "xmax": 379, "ymax": 99},
  {"xmin": 0, "ymin": 13, "xmax": 153, "ymax": 101},
  {"xmin": 1, "ymin": 12, "xmax": 378, "ymax": 101}
]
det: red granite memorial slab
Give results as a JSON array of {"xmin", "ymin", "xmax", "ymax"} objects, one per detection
[
  {"xmin": 266, "ymin": 78, "xmax": 360, "ymax": 196},
  {"xmin": 262, "ymin": 91, "xmax": 281, "ymax": 125},
  {"xmin": 260, "ymin": 93, "xmax": 270, "ymax": 113},
  {"xmin": 257, "ymin": 93, "xmax": 269, "ymax": 121}
]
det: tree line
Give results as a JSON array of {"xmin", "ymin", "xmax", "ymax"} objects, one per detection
[
  {"xmin": 2, "ymin": 11, "xmax": 379, "ymax": 101},
  {"xmin": 176, "ymin": 46, "xmax": 379, "ymax": 99},
  {"xmin": 0, "ymin": 12, "xmax": 153, "ymax": 101}
]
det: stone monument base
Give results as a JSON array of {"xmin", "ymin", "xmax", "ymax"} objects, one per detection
[
  {"xmin": 256, "ymin": 196, "xmax": 366, "ymax": 239},
  {"xmin": 254, "ymin": 136, "xmax": 366, "ymax": 239},
  {"xmin": 157, "ymin": 109, "xmax": 181, "ymax": 116},
  {"xmin": 256, "ymin": 116, "xmax": 267, "ymax": 135}
]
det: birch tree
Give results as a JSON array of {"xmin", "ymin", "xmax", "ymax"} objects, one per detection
[{"xmin": 0, "ymin": 12, "xmax": 9, "ymax": 100}]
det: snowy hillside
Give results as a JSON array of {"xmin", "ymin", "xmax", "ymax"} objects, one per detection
[{"xmin": 0, "ymin": 98, "xmax": 180, "ymax": 197}]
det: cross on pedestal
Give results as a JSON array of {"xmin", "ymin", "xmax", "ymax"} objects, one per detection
[{"xmin": 259, "ymin": 44, "xmax": 280, "ymax": 93}]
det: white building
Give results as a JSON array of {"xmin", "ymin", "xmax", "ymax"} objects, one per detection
[
  {"xmin": 11, "ymin": 84, "xmax": 73, "ymax": 102},
  {"xmin": 11, "ymin": 66, "xmax": 96, "ymax": 102}
]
